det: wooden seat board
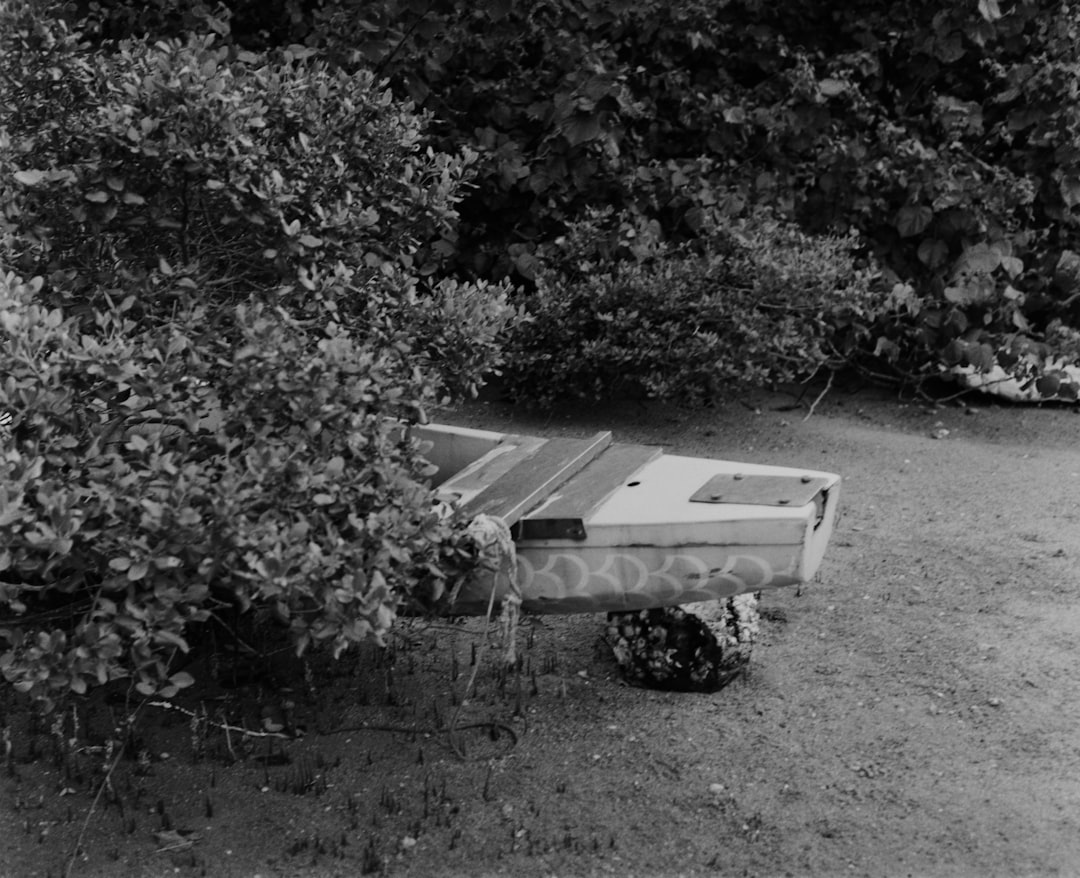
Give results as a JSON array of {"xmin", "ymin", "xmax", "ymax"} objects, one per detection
[
  {"xmin": 522, "ymin": 443, "xmax": 663, "ymax": 525},
  {"xmin": 460, "ymin": 431, "xmax": 613, "ymax": 525},
  {"xmin": 435, "ymin": 434, "xmax": 547, "ymax": 503}
]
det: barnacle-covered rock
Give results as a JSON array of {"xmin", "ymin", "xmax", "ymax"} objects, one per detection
[{"xmin": 606, "ymin": 595, "xmax": 759, "ymax": 692}]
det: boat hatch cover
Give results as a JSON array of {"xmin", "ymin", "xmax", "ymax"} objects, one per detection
[{"xmin": 689, "ymin": 473, "xmax": 832, "ymax": 507}]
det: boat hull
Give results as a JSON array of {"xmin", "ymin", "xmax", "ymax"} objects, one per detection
[
  {"xmin": 418, "ymin": 425, "xmax": 841, "ymax": 616},
  {"xmin": 453, "ymin": 541, "xmax": 817, "ymax": 616}
]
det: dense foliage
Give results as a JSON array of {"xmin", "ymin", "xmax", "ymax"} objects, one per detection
[
  {"xmin": 0, "ymin": 273, "xmax": 480, "ymax": 710},
  {"xmin": 191, "ymin": 0, "xmax": 1080, "ymax": 386},
  {"xmin": 504, "ymin": 207, "xmax": 880, "ymax": 404},
  {"xmin": 4, "ymin": 0, "xmax": 1080, "ymax": 710},
  {"xmin": 0, "ymin": 4, "xmax": 518, "ymax": 709},
  {"xmin": 51, "ymin": 0, "xmax": 1080, "ymax": 386}
]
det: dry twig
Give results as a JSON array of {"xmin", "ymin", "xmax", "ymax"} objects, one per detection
[
  {"xmin": 64, "ymin": 705, "xmax": 143, "ymax": 878},
  {"xmin": 803, "ymin": 370, "xmax": 834, "ymax": 421}
]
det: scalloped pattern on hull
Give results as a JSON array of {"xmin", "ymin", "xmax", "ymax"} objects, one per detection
[{"xmin": 450, "ymin": 545, "xmax": 803, "ymax": 616}]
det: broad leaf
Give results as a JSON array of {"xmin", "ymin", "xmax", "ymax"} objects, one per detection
[
  {"xmin": 13, "ymin": 169, "xmax": 45, "ymax": 186},
  {"xmin": 563, "ymin": 113, "xmax": 601, "ymax": 146},
  {"xmin": 917, "ymin": 238, "xmax": 949, "ymax": 269},
  {"xmin": 1035, "ymin": 373, "xmax": 1061, "ymax": 397},
  {"xmin": 896, "ymin": 205, "xmax": 933, "ymax": 238}
]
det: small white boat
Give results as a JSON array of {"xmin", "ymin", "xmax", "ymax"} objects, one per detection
[{"xmin": 415, "ymin": 424, "xmax": 841, "ymax": 616}]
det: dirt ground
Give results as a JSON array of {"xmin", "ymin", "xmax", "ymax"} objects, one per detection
[{"xmin": 3, "ymin": 380, "xmax": 1080, "ymax": 878}]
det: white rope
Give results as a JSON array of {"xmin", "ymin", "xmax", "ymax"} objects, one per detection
[{"xmin": 465, "ymin": 513, "xmax": 522, "ymax": 665}]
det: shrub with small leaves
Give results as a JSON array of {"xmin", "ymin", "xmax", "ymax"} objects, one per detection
[
  {"xmin": 0, "ymin": 5, "xmax": 521, "ymax": 393},
  {"xmin": 3, "ymin": 22, "xmax": 456, "ymax": 292},
  {"xmin": 0, "ymin": 7, "xmax": 515, "ymax": 711},
  {"xmin": 503, "ymin": 208, "xmax": 884, "ymax": 406},
  {"xmin": 0, "ymin": 270, "xmax": 480, "ymax": 710}
]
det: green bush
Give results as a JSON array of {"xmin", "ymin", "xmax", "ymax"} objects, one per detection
[
  {"xmin": 0, "ymin": 0, "xmax": 521, "ymax": 417},
  {"xmin": 0, "ymin": 7, "xmax": 521, "ymax": 710},
  {"xmin": 502, "ymin": 208, "xmax": 884, "ymax": 406},
  {"xmin": 242, "ymin": 0, "xmax": 1080, "ymax": 383},
  {"xmin": 0, "ymin": 13, "xmax": 496, "ymax": 318},
  {"xmin": 52, "ymin": 0, "xmax": 1080, "ymax": 381},
  {"xmin": 0, "ymin": 270, "xmax": 483, "ymax": 711}
]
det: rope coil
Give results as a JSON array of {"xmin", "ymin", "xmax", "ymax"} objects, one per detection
[{"xmin": 465, "ymin": 513, "xmax": 522, "ymax": 665}]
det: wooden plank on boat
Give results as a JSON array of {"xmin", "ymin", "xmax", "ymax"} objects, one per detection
[
  {"xmin": 435, "ymin": 434, "xmax": 547, "ymax": 503},
  {"xmin": 461, "ymin": 432, "xmax": 613, "ymax": 525},
  {"xmin": 514, "ymin": 443, "xmax": 663, "ymax": 541},
  {"xmin": 415, "ymin": 425, "xmax": 545, "ymax": 487}
]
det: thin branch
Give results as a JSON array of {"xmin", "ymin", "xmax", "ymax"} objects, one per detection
[
  {"xmin": 373, "ymin": 1, "xmax": 436, "ymax": 79},
  {"xmin": 146, "ymin": 697, "xmax": 519, "ymax": 759},
  {"xmin": 802, "ymin": 370, "xmax": 834, "ymax": 421},
  {"xmin": 64, "ymin": 704, "xmax": 144, "ymax": 878},
  {"xmin": 148, "ymin": 701, "xmax": 292, "ymax": 739}
]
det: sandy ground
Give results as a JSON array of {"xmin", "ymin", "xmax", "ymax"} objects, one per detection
[{"xmin": 3, "ymin": 382, "xmax": 1080, "ymax": 878}]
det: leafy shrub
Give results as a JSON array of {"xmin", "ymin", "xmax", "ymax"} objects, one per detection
[
  {"xmin": 269, "ymin": 260, "xmax": 523, "ymax": 399},
  {"xmin": 49, "ymin": 0, "xmax": 1080, "ymax": 386},
  {"xmin": 254, "ymin": 0, "xmax": 1080, "ymax": 384},
  {"xmin": 0, "ymin": 7, "xmax": 521, "ymax": 710},
  {"xmin": 502, "ymin": 208, "xmax": 884, "ymax": 406},
  {"xmin": 1, "ymin": 0, "xmax": 522, "ymax": 403},
  {"xmin": 3, "ymin": 17, "xmax": 471, "ymax": 302},
  {"xmin": 52, "ymin": 0, "xmax": 1080, "ymax": 382},
  {"xmin": 0, "ymin": 270, "xmax": 480, "ymax": 711},
  {"xmin": 367, "ymin": 273, "xmax": 527, "ymax": 398}
]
